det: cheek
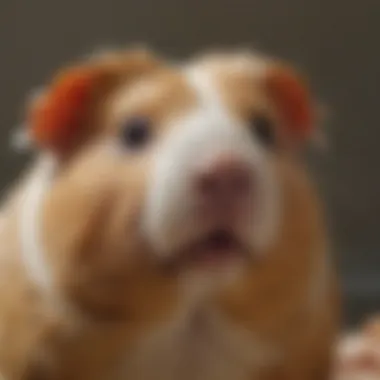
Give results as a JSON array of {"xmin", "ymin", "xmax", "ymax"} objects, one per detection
[
  {"xmin": 60, "ymin": 169, "xmax": 155, "ymax": 312},
  {"xmin": 60, "ymin": 150, "xmax": 151, "ymax": 264},
  {"xmin": 96, "ymin": 159, "xmax": 152, "ymax": 255},
  {"xmin": 250, "ymin": 157, "xmax": 282, "ymax": 251}
]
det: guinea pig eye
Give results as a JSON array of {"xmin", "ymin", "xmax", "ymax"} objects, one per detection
[
  {"xmin": 250, "ymin": 114, "xmax": 276, "ymax": 148},
  {"xmin": 120, "ymin": 116, "xmax": 151, "ymax": 149}
]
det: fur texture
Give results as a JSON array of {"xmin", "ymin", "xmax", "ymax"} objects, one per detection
[{"xmin": 0, "ymin": 48, "xmax": 339, "ymax": 380}]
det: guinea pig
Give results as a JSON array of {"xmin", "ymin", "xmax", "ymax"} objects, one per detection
[{"xmin": 0, "ymin": 48, "xmax": 340, "ymax": 380}]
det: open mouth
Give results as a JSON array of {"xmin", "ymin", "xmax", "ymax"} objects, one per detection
[{"xmin": 173, "ymin": 229, "xmax": 247, "ymax": 268}]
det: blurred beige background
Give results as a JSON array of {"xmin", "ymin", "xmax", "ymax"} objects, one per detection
[{"xmin": 1, "ymin": 0, "xmax": 379, "ymax": 324}]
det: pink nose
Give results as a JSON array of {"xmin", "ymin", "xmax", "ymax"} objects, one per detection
[{"xmin": 195, "ymin": 155, "xmax": 253, "ymax": 204}]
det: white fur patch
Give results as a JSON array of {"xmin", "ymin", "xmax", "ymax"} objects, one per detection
[
  {"xmin": 17, "ymin": 155, "xmax": 89, "ymax": 329},
  {"xmin": 143, "ymin": 64, "xmax": 280, "ymax": 259},
  {"xmin": 19, "ymin": 154, "xmax": 57, "ymax": 292}
]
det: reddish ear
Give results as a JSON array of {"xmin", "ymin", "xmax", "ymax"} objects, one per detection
[
  {"xmin": 29, "ymin": 66, "xmax": 104, "ymax": 153},
  {"xmin": 265, "ymin": 65, "xmax": 314, "ymax": 141},
  {"xmin": 28, "ymin": 49, "xmax": 160, "ymax": 154}
]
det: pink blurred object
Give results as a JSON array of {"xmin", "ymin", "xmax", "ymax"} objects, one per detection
[{"xmin": 333, "ymin": 315, "xmax": 380, "ymax": 380}]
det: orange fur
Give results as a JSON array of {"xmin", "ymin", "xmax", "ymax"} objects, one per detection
[
  {"xmin": 30, "ymin": 67, "xmax": 103, "ymax": 152},
  {"xmin": 265, "ymin": 66, "xmax": 314, "ymax": 141},
  {"xmin": 28, "ymin": 49, "xmax": 161, "ymax": 155},
  {"xmin": 0, "ymin": 49, "xmax": 339, "ymax": 380},
  {"xmin": 189, "ymin": 54, "xmax": 315, "ymax": 148}
]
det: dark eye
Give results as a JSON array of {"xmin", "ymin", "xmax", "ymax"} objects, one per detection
[
  {"xmin": 250, "ymin": 115, "xmax": 276, "ymax": 148},
  {"xmin": 120, "ymin": 116, "xmax": 151, "ymax": 149}
]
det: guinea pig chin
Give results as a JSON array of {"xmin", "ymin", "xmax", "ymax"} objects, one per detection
[{"xmin": 142, "ymin": 106, "xmax": 281, "ymax": 268}]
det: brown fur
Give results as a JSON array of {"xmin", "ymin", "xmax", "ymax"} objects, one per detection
[{"xmin": 0, "ymin": 49, "xmax": 340, "ymax": 380}]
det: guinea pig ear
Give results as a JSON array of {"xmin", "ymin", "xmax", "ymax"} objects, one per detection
[
  {"xmin": 264, "ymin": 64, "xmax": 315, "ymax": 145},
  {"xmin": 27, "ymin": 50, "xmax": 159, "ymax": 156},
  {"xmin": 28, "ymin": 66, "xmax": 104, "ymax": 155}
]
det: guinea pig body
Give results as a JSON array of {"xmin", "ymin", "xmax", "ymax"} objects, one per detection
[{"xmin": 0, "ymin": 49, "xmax": 339, "ymax": 380}]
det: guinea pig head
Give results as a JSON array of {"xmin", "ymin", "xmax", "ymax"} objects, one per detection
[
  {"xmin": 141, "ymin": 53, "xmax": 317, "ymax": 277},
  {"xmin": 25, "ymin": 50, "xmax": 317, "ymax": 323}
]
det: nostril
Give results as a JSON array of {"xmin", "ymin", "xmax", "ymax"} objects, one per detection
[
  {"xmin": 198, "ymin": 173, "xmax": 220, "ymax": 197},
  {"xmin": 195, "ymin": 158, "xmax": 253, "ymax": 199}
]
